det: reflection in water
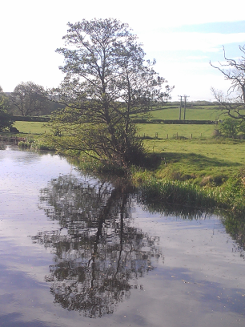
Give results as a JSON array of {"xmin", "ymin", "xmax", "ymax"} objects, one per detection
[
  {"xmin": 221, "ymin": 211, "xmax": 245, "ymax": 258},
  {"xmin": 0, "ymin": 142, "xmax": 7, "ymax": 150},
  {"xmin": 139, "ymin": 188, "xmax": 245, "ymax": 255},
  {"xmin": 138, "ymin": 187, "xmax": 214, "ymax": 220},
  {"xmin": 33, "ymin": 176, "xmax": 162, "ymax": 318}
]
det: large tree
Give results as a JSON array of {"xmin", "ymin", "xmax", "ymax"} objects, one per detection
[
  {"xmin": 49, "ymin": 18, "xmax": 173, "ymax": 167},
  {"xmin": 10, "ymin": 81, "xmax": 49, "ymax": 116},
  {"xmin": 0, "ymin": 86, "xmax": 14, "ymax": 131},
  {"xmin": 210, "ymin": 45, "xmax": 245, "ymax": 120}
]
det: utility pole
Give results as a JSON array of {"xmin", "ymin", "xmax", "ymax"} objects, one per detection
[
  {"xmin": 183, "ymin": 95, "xmax": 189, "ymax": 120},
  {"xmin": 178, "ymin": 96, "xmax": 183, "ymax": 120}
]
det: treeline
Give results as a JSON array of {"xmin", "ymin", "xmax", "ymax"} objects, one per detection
[
  {"xmin": 12, "ymin": 115, "xmax": 50, "ymax": 122},
  {"xmin": 133, "ymin": 118, "xmax": 218, "ymax": 124},
  {"xmin": 3, "ymin": 81, "xmax": 64, "ymax": 117}
]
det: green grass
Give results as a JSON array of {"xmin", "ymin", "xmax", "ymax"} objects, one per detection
[
  {"xmin": 13, "ymin": 120, "xmax": 245, "ymax": 182},
  {"xmin": 149, "ymin": 107, "xmax": 221, "ymax": 120},
  {"xmin": 140, "ymin": 138, "xmax": 245, "ymax": 182},
  {"xmin": 147, "ymin": 106, "xmax": 245, "ymax": 121},
  {"xmin": 12, "ymin": 116, "xmax": 245, "ymax": 216},
  {"xmin": 137, "ymin": 123, "xmax": 216, "ymax": 139},
  {"xmin": 14, "ymin": 121, "xmax": 49, "ymax": 134}
]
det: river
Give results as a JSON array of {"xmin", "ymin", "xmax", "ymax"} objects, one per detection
[{"xmin": 0, "ymin": 144, "xmax": 244, "ymax": 327}]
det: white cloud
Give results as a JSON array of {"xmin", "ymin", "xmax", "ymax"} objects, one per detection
[{"xmin": 140, "ymin": 32, "xmax": 245, "ymax": 54}]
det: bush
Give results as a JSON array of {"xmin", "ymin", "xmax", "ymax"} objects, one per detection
[{"xmin": 219, "ymin": 118, "xmax": 240, "ymax": 138}]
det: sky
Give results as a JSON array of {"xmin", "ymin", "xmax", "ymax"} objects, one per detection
[{"xmin": 1, "ymin": 0, "xmax": 245, "ymax": 101}]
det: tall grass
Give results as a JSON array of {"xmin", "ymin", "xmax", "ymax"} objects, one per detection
[
  {"xmin": 137, "ymin": 173, "xmax": 245, "ymax": 216},
  {"xmin": 139, "ymin": 178, "xmax": 217, "ymax": 209}
]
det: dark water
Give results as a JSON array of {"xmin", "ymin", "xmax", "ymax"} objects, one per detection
[{"xmin": 0, "ymin": 145, "xmax": 245, "ymax": 327}]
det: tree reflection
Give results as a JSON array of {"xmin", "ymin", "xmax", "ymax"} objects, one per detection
[
  {"xmin": 33, "ymin": 175, "xmax": 162, "ymax": 317},
  {"xmin": 0, "ymin": 143, "xmax": 6, "ymax": 150}
]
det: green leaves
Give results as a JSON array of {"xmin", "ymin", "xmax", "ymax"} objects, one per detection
[
  {"xmin": 219, "ymin": 118, "xmax": 245, "ymax": 138},
  {"xmin": 51, "ymin": 18, "xmax": 173, "ymax": 167},
  {"xmin": 0, "ymin": 91, "xmax": 13, "ymax": 131}
]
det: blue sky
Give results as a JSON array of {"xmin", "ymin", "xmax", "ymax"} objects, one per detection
[{"xmin": 1, "ymin": 0, "xmax": 245, "ymax": 101}]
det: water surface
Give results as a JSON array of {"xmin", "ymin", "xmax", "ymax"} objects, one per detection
[{"xmin": 0, "ymin": 145, "xmax": 244, "ymax": 327}]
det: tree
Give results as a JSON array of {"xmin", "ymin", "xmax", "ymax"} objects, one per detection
[
  {"xmin": 49, "ymin": 18, "xmax": 173, "ymax": 167},
  {"xmin": 10, "ymin": 81, "xmax": 49, "ymax": 116},
  {"xmin": 210, "ymin": 45, "xmax": 245, "ymax": 120},
  {"xmin": 0, "ymin": 86, "xmax": 14, "ymax": 131}
]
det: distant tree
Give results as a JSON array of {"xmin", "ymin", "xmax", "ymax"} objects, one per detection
[
  {"xmin": 210, "ymin": 45, "xmax": 245, "ymax": 120},
  {"xmin": 10, "ymin": 81, "xmax": 50, "ymax": 116},
  {"xmin": 0, "ymin": 86, "xmax": 14, "ymax": 131},
  {"xmin": 49, "ymin": 18, "xmax": 173, "ymax": 167}
]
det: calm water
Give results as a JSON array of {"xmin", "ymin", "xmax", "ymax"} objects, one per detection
[{"xmin": 0, "ymin": 144, "xmax": 245, "ymax": 327}]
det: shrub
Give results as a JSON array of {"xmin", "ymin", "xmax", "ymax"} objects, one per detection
[{"xmin": 219, "ymin": 118, "xmax": 240, "ymax": 138}]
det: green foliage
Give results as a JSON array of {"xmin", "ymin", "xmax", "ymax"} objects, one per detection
[
  {"xmin": 221, "ymin": 210, "xmax": 245, "ymax": 251},
  {"xmin": 48, "ymin": 18, "xmax": 172, "ymax": 167},
  {"xmin": 139, "ymin": 178, "xmax": 217, "ymax": 209},
  {"xmin": 219, "ymin": 118, "xmax": 241, "ymax": 138},
  {"xmin": 12, "ymin": 115, "xmax": 49, "ymax": 122},
  {"xmin": 18, "ymin": 140, "xmax": 32, "ymax": 149},
  {"xmin": 0, "ymin": 90, "xmax": 14, "ymax": 131},
  {"xmin": 135, "ymin": 172, "xmax": 245, "ymax": 215},
  {"xmin": 219, "ymin": 174, "xmax": 245, "ymax": 212},
  {"xmin": 10, "ymin": 81, "xmax": 50, "ymax": 116}
]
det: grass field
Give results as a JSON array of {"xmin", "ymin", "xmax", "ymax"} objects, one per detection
[
  {"xmin": 14, "ymin": 121, "xmax": 49, "ymax": 134},
  {"xmin": 146, "ymin": 106, "xmax": 245, "ymax": 121},
  {"xmin": 12, "ymin": 109, "xmax": 245, "ymax": 185},
  {"xmin": 137, "ymin": 123, "xmax": 217, "ymax": 139},
  {"xmin": 142, "ymin": 138, "xmax": 245, "ymax": 181},
  {"xmin": 10, "ymin": 108, "xmax": 245, "ymax": 220},
  {"xmin": 148, "ymin": 107, "xmax": 223, "ymax": 121}
]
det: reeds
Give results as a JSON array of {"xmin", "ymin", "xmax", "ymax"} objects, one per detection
[
  {"xmin": 138, "ymin": 176, "xmax": 245, "ymax": 215},
  {"xmin": 140, "ymin": 178, "xmax": 217, "ymax": 209}
]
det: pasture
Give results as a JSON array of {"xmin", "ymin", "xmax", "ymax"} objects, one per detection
[
  {"xmin": 137, "ymin": 123, "xmax": 217, "ymax": 139},
  {"xmin": 12, "ymin": 105, "xmax": 245, "ymax": 184},
  {"xmin": 142, "ymin": 137, "xmax": 245, "ymax": 181},
  {"xmin": 148, "ymin": 106, "xmax": 226, "ymax": 121},
  {"xmin": 14, "ymin": 121, "xmax": 49, "ymax": 134}
]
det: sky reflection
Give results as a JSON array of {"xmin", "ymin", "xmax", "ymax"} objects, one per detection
[{"xmin": 0, "ymin": 145, "xmax": 245, "ymax": 327}]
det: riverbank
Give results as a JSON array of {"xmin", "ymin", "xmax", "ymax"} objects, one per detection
[
  {"xmin": 7, "ymin": 125, "xmax": 245, "ymax": 216},
  {"xmin": 63, "ymin": 140, "xmax": 245, "ymax": 216}
]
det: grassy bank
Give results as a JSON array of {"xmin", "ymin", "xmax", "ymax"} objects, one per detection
[
  {"xmin": 11, "ymin": 117, "xmax": 245, "ymax": 215},
  {"xmin": 131, "ymin": 134, "xmax": 245, "ymax": 214}
]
